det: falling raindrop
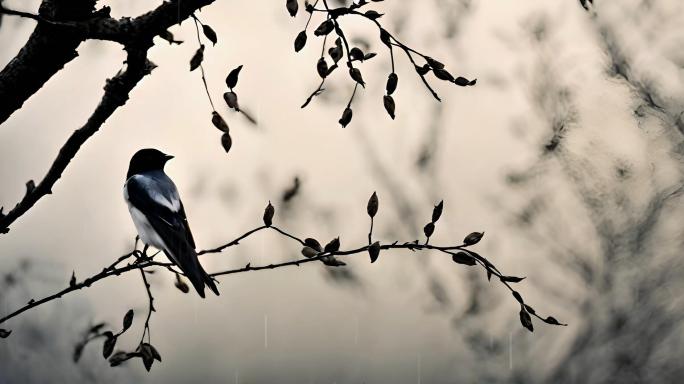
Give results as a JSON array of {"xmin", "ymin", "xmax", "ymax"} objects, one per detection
[
  {"xmin": 417, "ymin": 353, "xmax": 422, "ymax": 384},
  {"xmin": 264, "ymin": 314, "xmax": 268, "ymax": 349},
  {"xmin": 509, "ymin": 332, "xmax": 513, "ymax": 370}
]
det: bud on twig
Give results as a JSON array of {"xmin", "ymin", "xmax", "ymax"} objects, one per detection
[
  {"xmin": 211, "ymin": 112, "xmax": 229, "ymax": 133},
  {"xmin": 339, "ymin": 107, "xmax": 352, "ymax": 127},
  {"xmin": 225, "ymin": 65, "xmax": 243, "ymax": 89},
  {"xmin": 263, "ymin": 201, "xmax": 275, "ymax": 227},
  {"xmin": 386, "ymin": 73, "xmax": 398, "ymax": 95},
  {"xmin": 423, "ymin": 222, "xmax": 435, "ymax": 238},
  {"xmin": 286, "ymin": 0, "xmax": 298, "ymax": 17},
  {"xmin": 294, "ymin": 31, "xmax": 307, "ymax": 52},
  {"xmin": 451, "ymin": 251, "xmax": 476, "ymax": 266},
  {"xmin": 304, "ymin": 238, "xmax": 322, "ymax": 252},
  {"xmin": 221, "ymin": 133, "xmax": 232, "ymax": 153},
  {"xmin": 367, "ymin": 192, "xmax": 378, "ymax": 218},
  {"xmin": 324, "ymin": 237, "xmax": 340, "ymax": 253},
  {"xmin": 368, "ymin": 241, "xmax": 381, "ymax": 263},
  {"xmin": 432, "ymin": 200, "xmax": 443, "ymax": 223},
  {"xmin": 301, "ymin": 246, "xmax": 319, "ymax": 258},
  {"xmin": 463, "ymin": 232, "xmax": 484, "ymax": 245}
]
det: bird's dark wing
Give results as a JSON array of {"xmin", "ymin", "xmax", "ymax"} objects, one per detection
[
  {"xmin": 178, "ymin": 201, "xmax": 195, "ymax": 248},
  {"xmin": 126, "ymin": 174, "xmax": 218, "ymax": 298},
  {"xmin": 125, "ymin": 175, "xmax": 196, "ymax": 259}
]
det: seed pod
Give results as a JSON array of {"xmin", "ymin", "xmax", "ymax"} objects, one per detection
[
  {"xmin": 286, "ymin": 0, "xmax": 298, "ymax": 17},
  {"xmin": 202, "ymin": 25, "xmax": 217, "ymax": 46},
  {"xmin": 305, "ymin": 238, "xmax": 323, "ymax": 252},
  {"xmin": 174, "ymin": 274, "xmax": 190, "ymax": 293},
  {"xmin": 223, "ymin": 91, "xmax": 239, "ymax": 111},
  {"xmin": 294, "ymin": 30, "xmax": 307, "ymax": 52},
  {"xmin": 425, "ymin": 56, "xmax": 444, "ymax": 69},
  {"xmin": 349, "ymin": 67, "xmax": 365, "ymax": 86},
  {"xmin": 324, "ymin": 237, "xmax": 340, "ymax": 253},
  {"xmin": 122, "ymin": 309, "xmax": 134, "ymax": 331},
  {"xmin": 454, "ymin": 76, "xmax": 473, "ymax": 86},
  {"xmin": 317, "ymin": 57, "xmax": 328, "ymax": 78},
  {"xmin": 432, "ymin": 200, "xmax": 443, "ymax": 223},
  {"xmin": 211, "ymin": 112, "xmax": 229, "ymax": 133},
  {"xmin": 383, "ymin": 95, "xmax": 395, "ymax": 119},
  {"xmin": 463, "ymin": 232, "xmax": 484, "ymax": 245},
  {"xmin": 433, "ymin": 68, "xmax": 454, "ymax": 82},
  {"xmin": 141, "ymin": 343, "xmax": 154, "ymax": 371},
  {"xmin": 221, "ymin": 133, "xmax": 232, "ymax": 153},
  {"xmin": 301, "ymin": 246, "xmax": 319, "ymax": 258},
  {"xmin": 263, "ymin": 201, "xmax": 275, "ymax": 227},
  {"xmin": 386, "ymin": 73, "xmax": 398, "ymax": 95},
  {"xmin": 544, "ymin": 316, "xmax": 565, "ymax": 326},
  {"xmin": 365, "ymin": 10, "xmax": 383, "ymax": 19},
  {"xmin": 415, "ymin": 64, "xmax": 430, "ymax": 76},
  {"xmin": 451, "ymin": 251, "xmax": 476, "ymax": 266},
  {"xmin": 519, "ymin": 308, "xmax": 534, "ymax": 332},
  {"xmin": 367, "ymin": 192, "xmax": 378, "ymax": 218},
  {"xmin": 314, "ymin": 20, "xmax": 334, "ymax": 36},
  {"xmin": 423, "ymin": 222, "xmax": 435, "ymax": 238},
  {"xmin": 349, "ymin": 47, "xmax": 364, "ymax": 61},
  {"xmin": 379, "ymin": 28, "xmax": 391, "ymax": 47},
  {"xmin": 368, "ymin": 241, "xmax": 381, "ymax": 263},
  {"xmin": 102, "ymin": 333, "xmax": 116, "ymax": 359},
  {"xmin": 189, "ymin": 45, "xmax": 205, "ymax": 71},
  {"xmin": 329, "ymin": 38, "xmax": 343, "ymax": 62},
  {"xmin": 225, "ymin": 65, "xmax": 243, "ymax": 89},
  {"xmin": 339, "ymin": 107, "xmax": 352, "ymax": 128}
]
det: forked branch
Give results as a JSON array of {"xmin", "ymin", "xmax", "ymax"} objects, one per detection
[{"xmin": 0, "ymin": 197, "xmax": 565, "ymax": 371}]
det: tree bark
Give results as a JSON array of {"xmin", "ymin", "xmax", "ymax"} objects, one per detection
[{"xmin": 0, "ymin": 0, "xmax": 96, "ymax": 125}]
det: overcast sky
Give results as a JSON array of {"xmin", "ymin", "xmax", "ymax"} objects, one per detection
[{"xmin": 1, "ymin": 0, "xmax": 683, "ymax": 383}]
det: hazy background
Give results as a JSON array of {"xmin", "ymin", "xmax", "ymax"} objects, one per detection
[{"xmin": 1, "ymin": 0, "xmax": 683, "ymax": 382}]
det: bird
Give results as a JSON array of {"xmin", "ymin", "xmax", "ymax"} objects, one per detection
[{"xmin": 123, "ymin": 148, "xmax": 219, "ymax": 298}]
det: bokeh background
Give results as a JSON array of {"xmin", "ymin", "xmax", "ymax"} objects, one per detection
[{"xmin": 1, "ymin": 0, "xmax": 683, "ymax": 383}]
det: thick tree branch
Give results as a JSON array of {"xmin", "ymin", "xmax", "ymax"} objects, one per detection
[
  {"xmin": 0, "ymin": 0, "xmax": 215, "ymax": 124},
  {"xmin": 0, "ymin": 48, "xmax": 154, "ymax": 234},
  {"xmin": 83, "ymin": 0, "xmax": 215, "ymax": 44},
  {"xmin": 0, "ymin": 0, "xmax": 96, "ymax": 124},
  {"xmin": 0, "ymin": 0, "xmax": 221, "ymax": 234}
]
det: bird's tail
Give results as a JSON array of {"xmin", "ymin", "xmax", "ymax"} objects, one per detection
[
  {"xmin": 199, "ymin": 264, "xmax": 220, "ymax": 297},
  {"xmin": 166, "ymin": 249, "xmax": 220, "ymax": 298}
]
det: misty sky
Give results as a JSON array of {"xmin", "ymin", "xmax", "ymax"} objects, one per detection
[{"xmin": 1, "ymin": 0, "xmax": 683, "ymax": 383}]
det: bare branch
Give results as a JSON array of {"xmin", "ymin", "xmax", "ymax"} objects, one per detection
[
  {"xmin": 0, "ymin": 0, "xmax": 96, "ymax": 124},
  {"xmin": 0, "ymin": 206, "xmax": 564, "ymax": 332},
  {"xmin": 0, "ymin": 48, "xmax": 154, "ymax": 234},
  {"xmin": 0, "ymin": 0, "xmax": 216, "ymax": 125}
]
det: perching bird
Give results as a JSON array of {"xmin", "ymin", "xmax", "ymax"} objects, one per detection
[{"xmin": 124, "ymin": 148, "xmax": 219, "ymax": 298}]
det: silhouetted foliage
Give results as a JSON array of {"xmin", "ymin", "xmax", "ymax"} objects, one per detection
[{"xmin": 0, "ymin": 0, "xmax": 565, "ymax": 373}]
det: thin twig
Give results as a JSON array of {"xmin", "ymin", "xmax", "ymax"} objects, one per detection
[{"xmin": 192, "ymin": 15, "xmax": 217, "ymax": 112}]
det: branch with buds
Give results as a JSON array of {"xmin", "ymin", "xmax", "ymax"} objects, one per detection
[
  {"xmin": 290, "ymin": 0, "xmax": 476, "ymax": 127},
  {"xmin": 0, "ymin": 194, "xmax": 564, "ymax": 371}
]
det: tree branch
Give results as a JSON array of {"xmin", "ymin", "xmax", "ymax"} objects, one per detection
[
  {"xmin": 0, "ymin": 48, "xmax": 154, "ymax": 234},
  {"xmin": 0, "ymin": 0, "xmax": 216, "ymax": 125},
  {"xmin": 0, "ymin": 0, "xmax": 96, "ymax": 124},
  {"xmin": 0, "ymin": 201, "xmax": 565, "ymax": 332},
  {"xmin": 0, "ymin": 0, "xmax": 223, "ymax": 234}
]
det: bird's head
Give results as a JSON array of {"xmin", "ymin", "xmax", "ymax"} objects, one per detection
[{"xmin": 127, "ymin": 148, "xmax": 174, "ymax": 178}]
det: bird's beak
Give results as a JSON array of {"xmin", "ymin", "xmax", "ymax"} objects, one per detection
[{"xmin": 164, "ymin": 154, "xmax": 174, "ymax": 161}]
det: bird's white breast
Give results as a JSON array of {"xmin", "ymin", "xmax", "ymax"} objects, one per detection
[{"xmin": 123, "ymin": 179, "xmax": 169, "ymax": 251}]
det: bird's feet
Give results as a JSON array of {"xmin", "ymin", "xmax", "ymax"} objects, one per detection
[{"xmin": 133, "ymin": 244, "xmax": 152, "ymax": 263}]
